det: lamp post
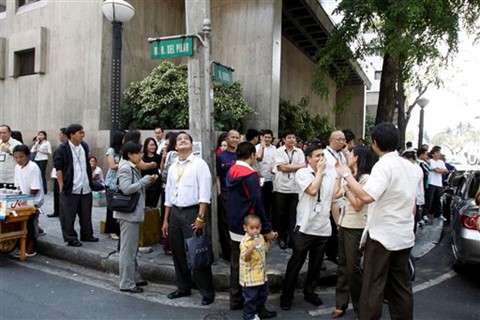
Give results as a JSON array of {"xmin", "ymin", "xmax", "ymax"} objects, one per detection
[
  {"xmin": 417, "ymin": 98, "xmax": 429, "ymax": 150},
  {"xmin": 101, "ymin": 0, "xmax": 135, "ymax": 143}
]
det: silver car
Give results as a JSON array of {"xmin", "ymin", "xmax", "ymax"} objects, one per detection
[{"xmin": 449, "ymin": 169, "xmax": 480, "ymax": 271}]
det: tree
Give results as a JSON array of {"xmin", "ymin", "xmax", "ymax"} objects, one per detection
[
  {"xmin": 121, "ymin": 61, "xmax": 254, "ymax": 131},
  {"xmin": 431, "ymin": 122, "xmax": 480, "ymax": 155},
  {"xmin": 316, "ymin": 0, "xmax": 480, "ymax": 145}
]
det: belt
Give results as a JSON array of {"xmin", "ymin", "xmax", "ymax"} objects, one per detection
[{"xmin": 173, "ymin": 204, "xmax": 199, "ymax": 211}]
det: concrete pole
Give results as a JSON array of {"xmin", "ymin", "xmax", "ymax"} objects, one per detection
[
  {"xmin": 418, "ymin": 106, "xmax": 425, "ymax": 150},
  {"xmin": 185, "ymin": 0, "xmax": 219, "ymax": 259}
]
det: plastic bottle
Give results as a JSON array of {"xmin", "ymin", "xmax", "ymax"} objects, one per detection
[{"xmin": 253, "ymin": 234, "xmax": 262, "ymax": 249}]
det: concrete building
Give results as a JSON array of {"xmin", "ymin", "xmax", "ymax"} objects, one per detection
[{"xmin": 0, "ymin": 0, "xmax": 369, "ymax": 161}]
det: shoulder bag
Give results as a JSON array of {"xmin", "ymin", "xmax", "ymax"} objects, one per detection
[{"xmin": 106, "ymin": 167, "xmax": 140, "ymax": 213}]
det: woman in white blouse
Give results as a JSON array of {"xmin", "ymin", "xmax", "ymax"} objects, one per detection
[{"xmin": 31, "ymin": 130, "xmax": 52, "ymax": 193}]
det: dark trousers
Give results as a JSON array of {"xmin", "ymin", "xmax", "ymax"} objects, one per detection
[
  {"xmin": 104, "ymin": 208, "xmax": 119, "ymax": 235},
  {"xmin": 424, "ymin": 185, "xmax": 443, "ymax": 217},
  {"xmin": 230, "ymin": 239, "xmax": 244, "ymax": 308},
  {"xmin": 280, "ymin": 231, "xmax": 328, "ymax": 302},
  {"xmin": 145, "ymin": 179, "xmax": 161, "ymax": 208},
  {"xmin": 359, "ymin": 236, "xmax": 413, "ymax": 320},
  {"xmin": 335, "ymin": 227, "xmax": 363, "ymax": 314},
  {"xmin": 53, "ymin": 178, "xmax": 60, "ymax": 215},
  {"xmin": 169, "ymin": 206, "xmax": 214, "ymax": 299},
  {"xmin": 59, "ymin": 192, "xmax": 94, "ymax": 243},
  {"xmin": 325, "ymin": 214, "xmax": 338, "ymax": 261},
  {"xmin": 274, "ymin": 192, "xmax": 298, "ymax": 245},
  {"xmin": 35, "ymin": 160, "xmax": 48, "ymax": 193},
  {"xmin": 27, "ymin": 211, "xmax": 39, "ymax": 240},
  {"xmin": 261, "ymin": 181, "xmax": 274, "ymax": 222},
  {"xmin": 243, "ymin": 284, "xmax": 268, "ymax": 320},
  {"xmin": 218, "ymin": 193, "xmax": 232, "ymax": 261}
]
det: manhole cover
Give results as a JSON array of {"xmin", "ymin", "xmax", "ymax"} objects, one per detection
[{"xmin": 201, "ymin": 311, "xmax": 229, "ymax": 320}]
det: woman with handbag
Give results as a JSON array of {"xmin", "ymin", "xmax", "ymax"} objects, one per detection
[
  {"xmin": 114, "ymin": 141, "xmax": 158, "ymax": 293},
  {"xmin": 104, "ymin": 130, "xmax": 125, "ymax": 240}
]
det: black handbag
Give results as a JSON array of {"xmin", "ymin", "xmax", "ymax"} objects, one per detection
[
  {"xmin": 106, "ymin": 167, "xmax": 140, "ymax": 213},
  {"xmin": 184, "ymin": 232, "xmax": 214, "ymax": 271}
]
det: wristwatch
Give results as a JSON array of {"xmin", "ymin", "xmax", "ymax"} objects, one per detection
[{"xmin": 342, "ymin": 172, "xmax": 351, "ymax": 179}]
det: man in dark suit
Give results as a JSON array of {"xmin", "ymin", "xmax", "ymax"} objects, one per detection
[{"xmin": 54, "ymin": 124, "xmax": 98, "ymax": 247}]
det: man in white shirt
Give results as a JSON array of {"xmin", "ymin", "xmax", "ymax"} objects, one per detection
[
  {"xmin": 161, "ymin": 131, "xmax": 215, "ymax": 306},
  {"xmin": 255, "ymin": 129, "xmax": 276, "ymax": 221},
  {"xmin": 424, "ymin": 147, "xmax": 448, "ymax": 220},
  {"xmin": 0, "ymin": 124, "xmax": 22, "ymax": 189},
  {"xmin": 154, "ymin": 127, "xmax": 165, "ymax": 155},
  {"xmin": 13, "ymin": 144, "xmax": 45, "ymax": 256},
  {"xmin": 336, "ymin": 123, "xmax": 422, "ymax": 320},
  {"xmin": 280, "ymin": 143, "xmax": 330, "ymax": 311},
  {"xmin": 273, "ymin": 130, "xmax": 305, "ymax": 249}
]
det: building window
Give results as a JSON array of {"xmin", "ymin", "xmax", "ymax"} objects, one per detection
[
  {"xmin": 374, "ymin": 71, "xmax": 382, "ymax": 80},
  {"xmin": 16, "ymin": 49, "xmax": 35, "ymax": 76},
  {"xmin": 0, "ymin": 0, "xmax": 6, "ymax": 13},
  {"xmin": 18, "ymin": 0, "xmax": 40, "ymax": 7}
]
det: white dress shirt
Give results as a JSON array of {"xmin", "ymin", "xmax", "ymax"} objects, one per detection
[
  {"xmin": 0, "ymin": 137, "xmax": 22, "ymax": 184},
  {"xmin": 164, "ymin": 153, "xmax": 212, "ymax": 207},
  {"xmin": 255, "ymin": 144, "xmax": 276, "ymax": 182},
  {"xmin": 361, "ymin": 152, "xmax": 422, "ymax": 251},
  {"xmin": 14, "ymin": 160, "xmax": 45, "ymax": 207},
  {"xmin": 31, "ymin": 140, "xmax": 52, "ymax": 161},
  {"xmin": 273, "ymin": 146, "xmax": 305, "ymax": 193},
  {"xmin": 69, "ymin": 141, "xmax": 91, "ymax": 194}
]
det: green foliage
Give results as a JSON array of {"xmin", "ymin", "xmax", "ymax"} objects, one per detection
[
  {"xmin": 364, "ymin": 113, "xmax": 376, "ymax": 146},
  {"xmin": 121, "ymin": 61, "xmax": 253, "ymax": 130},
  {"xmin": 431, "ymin": 122, "xmax": 480, "ymax": 155},
  {"xmin": 278, "ymin": 97, "xmax": 336, "ymax": 142}
]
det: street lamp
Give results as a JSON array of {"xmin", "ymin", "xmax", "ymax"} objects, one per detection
[
  {"xmin": 417, "ymin": 97, "xmax": 430, "ymax": 150},
  {"xmin": 101, "ymin": 0, "xmax": 135, "ymax": 143}
]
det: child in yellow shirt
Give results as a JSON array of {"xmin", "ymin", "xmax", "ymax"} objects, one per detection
[{"xmin": 240, "ymin": 215, "xmax": 276, "ymax": 320}]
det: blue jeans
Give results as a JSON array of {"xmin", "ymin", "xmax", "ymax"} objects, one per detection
[{"xmin": 243, "ymin": 283, "xmax": 268, "ymax": 320}]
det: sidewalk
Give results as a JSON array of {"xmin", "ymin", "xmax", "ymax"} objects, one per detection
[{"xmin": 34, "ymin": 193, "xmax": 443, "ymax": 292}]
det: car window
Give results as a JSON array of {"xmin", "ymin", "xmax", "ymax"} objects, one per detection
[
  {"xmin": 456, "ymin": 176, "xmax": 468, "ymax": 196},
  {"xmin": 452, "ymin": 170, "xmax": 466, "ymax": 187},
  {"xmin": 467, "ymin": 174, "xmax": 480, "ymax": 199}
]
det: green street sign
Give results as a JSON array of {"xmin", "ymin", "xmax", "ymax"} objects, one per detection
[
  {"xmin": 151, "ymin": 37, "xmax": 193, "ymax": 59},
  {"xmin": 213, "ymin": 62, "xmax": 234, "ymax": 86}
]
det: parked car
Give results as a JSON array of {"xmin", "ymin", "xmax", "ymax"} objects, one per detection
[
  {"xmin": 441, "ymin": 165, "xmax": 478, "ymax": 224},
  {"xmin": 449, "ymin": 168, "xmax": 480, "ymax": 271}
]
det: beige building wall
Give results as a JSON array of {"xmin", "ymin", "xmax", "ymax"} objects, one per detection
[
  {"xmin": 280, "ymin": 37, "xmax": 336, "ymax": 120},
  {"xmin": 210, "ymin": 0, "xmax": 282, "ymax": 133},
  {"xmin": 336, "ymin": 84, "xmax": 366, "ymax": 138}
]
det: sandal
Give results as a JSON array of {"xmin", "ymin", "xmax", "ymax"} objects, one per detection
[
  {"xmin": 332, "ymin": 309, "xmax": 345, "ymax": 318},
  {"xmin": 109, "ymin": 233, "xmax": 119, "ymax": 240}
]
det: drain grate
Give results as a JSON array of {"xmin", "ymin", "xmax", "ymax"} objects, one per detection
[{"xmin": 201, "ymin": 311, "xmax": 230, "ymax": 320}]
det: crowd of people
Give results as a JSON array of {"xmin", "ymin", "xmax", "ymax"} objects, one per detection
[{"xmin": 0, "ymin": 122, "xmax": 455, "ymax": 320}]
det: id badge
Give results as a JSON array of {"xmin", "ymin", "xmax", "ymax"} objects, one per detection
[
  {"xmin": 0, "ymin": 154, "xmax": 6, "ymax": 162},
  {"xmin": 314, "ymin": 202, "xmax": 322, "ymax": 213}
]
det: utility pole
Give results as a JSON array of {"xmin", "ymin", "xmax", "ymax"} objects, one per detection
[{"xmin": 185, "ymin": 0, "xmax": 219, "ymax": 259}]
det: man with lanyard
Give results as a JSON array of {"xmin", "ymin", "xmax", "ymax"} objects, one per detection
[
  {"xmin": 280, "ymin": 142, "xmax": 330, "ymax": 310},
  {"xmin": 255, "ymin": 129, "xmax": 276, "ymax": 221},
  {"xmin": 54, "ymin": 124, "xmax": 98, "ymax": 247},
  {"xmin": 273, "ymin": 130, "xmax": 305, "ymax": 249},
  {"xmin": 216, "ymin": 129, "xmax": 240, "ymax": 261},
  {"xmin": 0, "ymin": 124, "xmax": 22, "ymax": 189},
  {"xmin": 324, "ymin": 130, "xmax": 347, "ymax": 263},
  {"xmin": 335, "ymin": 123, "xmax": 422, "ymax": 320},
  {"xmin": 162, "ymin": 131, "xmax": 215, "ymax": 306}
]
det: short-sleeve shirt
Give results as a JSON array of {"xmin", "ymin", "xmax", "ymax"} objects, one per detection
[
  {"xmin": 361, "ymin": 152, "xmax": 422, "ymax": 251},
  {"xmin": 239, "ymin": 234, "xmax": 267, "ymax": 287},
  {"xmin": 340, "ymin": 174, "xmax": 369, "ymax": 229},
  {"xmin": 216, "ymin": 150, "xmax": 237, "ymax": 193},
  {"xmin": 273, "ymin": 146, "xmax": 305, "ymax": 193},
  {"xmin": 255, "ymin": 144, "xmax": 276, "ymax": 182},
  {"xmin": 0, "ymin": 137, "xmax": 22, "ymax": 184},
  {"xmin": 295, "ymin": 166, "xmax": 332, "ymax": 236},
  {"xmin": 14, "ymin": 160, "xmax": 45, "ymax": 207},
  {"xmin": 428, "ymin": 159, "xmax": 446, "ymax": 187}
]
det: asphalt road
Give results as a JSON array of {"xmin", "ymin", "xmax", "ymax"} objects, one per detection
[{"xmin": 0, "ymin": 226, "xmax": 478, "ymax": 320}]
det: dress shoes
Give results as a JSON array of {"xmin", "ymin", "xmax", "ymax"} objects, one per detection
[
  {"xmin": 230, "ymin": 304, "xmax": 243, "ymax": 311},
  {"xmin": 120, "ymin": 286, "xmax": 143, "ymax": 293},
  {"xmin": 47, "ymin": 213, "xmax": 59, "ymax": 218},
  {"xmin": 81, "ymin": 236, "xmax": 99, "ymax": 242},
  {"xmin": 279, "ymin": 299, "xmax": 291, "ymax": 311},
  {"xmin": 257, "ymin": 307, "xmax": 277, "ymax": 319},
  {"xmin": 136, "ymin": 280, "xmax": 148, "ymax": 287},
  {"xmin": 304, "ymin": 294, "xmax": 323, "ymax": 306},
  {"xmin": 167, "ymin": 290, "xmax": 191, "ymax": 300},
  {"xmin": 278, "ymin": 239, "xmax": 287, "ymax": 250},
  {"xmin": 67, "ymin": 240, "xmax": 83, "ymax": 247},
  {"xmin": 201, "ymin": 295, "xmax": 215, "ymax": 306}
]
